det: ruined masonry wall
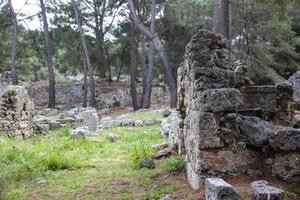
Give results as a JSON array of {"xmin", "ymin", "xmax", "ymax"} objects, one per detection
[
  {"xmin": 0, "ymin": 85, "xmax": 33, "ymax": 138},
  {"xmin": 176, "ymin": 29, "xmax": 257, "ymax": 189}
]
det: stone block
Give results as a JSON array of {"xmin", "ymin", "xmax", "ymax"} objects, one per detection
[
  {"xmin": 269, "ymin": 129, "xmax": 300, "ymax": 152},
  {"xmin": 197, "ymin": 88, "xmax": 242, "ymax": 113},
  {"xmin": 250, "ymin": 180, "xmax": 285, "ymax": 200},
  {"xmin": 205, "ymin": 178, "xmax": 242, "ymax": 200}
]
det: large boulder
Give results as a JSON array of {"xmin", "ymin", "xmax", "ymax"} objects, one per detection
[
  {"xmin": 205, "ymin": 178, "xmax": 242, "ymax": 200},
  {"xmin": 269, "ymin": 129, "xmax": 300, "ymax": 152},
  {"xmin": 238, "ymin": 116, "xmax": 274, "ymax": 147}
]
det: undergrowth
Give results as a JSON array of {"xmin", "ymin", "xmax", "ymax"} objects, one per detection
[{"xmin": 161, "ymin": 156, "xmax": 186, "ymax": 173}]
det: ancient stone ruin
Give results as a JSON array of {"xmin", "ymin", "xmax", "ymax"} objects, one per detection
[
  {"xmin": 0, "ymin": 85, "xmax": 33, "ymax": 139},
  {"xmin": 176, "ymin": 29, "xmax": 300, "ymax": 189}
]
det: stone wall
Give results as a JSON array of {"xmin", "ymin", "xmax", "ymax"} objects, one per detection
[
  {"xmin": 0, "ymin": 85, "xmax": 33, "ymax": 138},
  {"xmin": 240, "ymin": 84, "xmax": 293, "ymax": 121},
  {"xmin": 177, "ymin": 29, "xmax": 257, "ymax": 189},
  {"xmin": 289, "ymin": 71, "xmax": 300, "ymax": 100},
  {"xmin": 28, "ymin": 81, "xmax": 170, "ymax": 109},
  {"xmin": 176, "ymin": 29, "xmax": 300, "ymax": 190},
  {"xmin": 0, "ymin": 71, "xmax": 13, "ymax": 98}
]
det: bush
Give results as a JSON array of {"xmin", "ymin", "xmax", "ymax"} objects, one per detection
[
  {"xmin": 131, "ymin": 143, "xmax": 156, "ymax": 168},
  {"xmin": 162, "ymin": 156, "xmax": 185, "ymax": 173},
  {"xmin": 41, "ymin": 150, "xmax": 81, "ymax": 171}
]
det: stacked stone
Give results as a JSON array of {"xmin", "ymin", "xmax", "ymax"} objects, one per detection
[
  {"xmin": 0, "ymin": 71, "xmax": 13, "ymax": 98},
  {"xmin": 177, "ymin": 29, "xmax": 257, "ymax": 189},
  {"xmin": 0, "ymin": 85, "xmax": 33, "ymax": 138}
]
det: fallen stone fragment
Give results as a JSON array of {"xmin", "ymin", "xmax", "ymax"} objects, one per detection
[
  {"xmin": 70, "ymin": 127, "xmax": 88, "ymax": 140},
  {"xmin": 159, "ymin": 194, "xmax": 171, "ymax": 200},
  {"xmin": 154, "ymin": 147, "xmax": 176, "ymax": 159},
  {"xmin": 205, "ymin": 178, "xmax": 242, "ymax": 200},
  {"xmin": 107, "ymin": 133, "xmax": 118, "ymax": 142},
  {"xmin": 163, "ymin": 109, "xmax": 172, "ymax": 117},
  {"xmin": 250, "ymin": 180, "xmax": 285, "ymax": 200},
  {"xmin": 48, "ymin": 121, "xmax": 63, "ymax": 130},
  {"xmin": 134, "ymin": 120, "xmax": 144, "ymax": 127},
  {"xmin": 121, "ymin": 119, "xmax": 135, "ymax": 127},
  {"xmin": 142, "ymin": 158, "xmax": 156, "ymax": 169}
]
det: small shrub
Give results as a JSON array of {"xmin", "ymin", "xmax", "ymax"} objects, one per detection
[
  {"xmin": 131, "ymin": 143, "xmax": 156, "ymax": 168},
  {"xmin": 162, "ymin": 156, "xmax": 185, "ymax": 173},
  {"xmin": 59, "ymin": 126, "xmax": 71, "ymax": 137},
  {"xmin": 41, "ymin": 150, "xmax": 81, "ymax": 170}
]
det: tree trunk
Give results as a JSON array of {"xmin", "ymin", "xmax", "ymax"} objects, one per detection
[
  {"xmin": 212, "ymin": 0, "xmax": 219, "ymax": 33},
  {"xmin": 32, "ymin": 64, "xmax": 38, "ymax": 82},
  {"xmin": 140, "ymin": 35, "xmax": 147, "ymax": 107},
  {"xmin": 40, "ymin": 0, "xmax": 56, "ymax": 108},
  {"xmin": 73, "ymin": 1, "xmax": 96, "ymax": 108},
  {"xmin": 80, "ymin": 42, "xmax": 88, "ymax": 107},
  {"xmin": 221, "ymin": 0, "xmax": 230, "ymax": 40},
  {"xmin": 105, "ymin": 46, "xmax": 112, "ymax": 82},
  {"xmin": 130, "ymin": 15, "xmax": 139, "ymax": 111},
  {"xmin": 93, "ymin": 0, "xmax": 106, "ymax": 78},
  {"xmin": 128, "ymin": 0, "xmax": 177, "ymax": 107},
  {"xmin": 116, "ymin": 44, "xmax": 127, "ymax": 83},
  {"xmin": 142, "ymin": 0, "xmax": 156, "ymax": 108},
  {"xmin": 7, "ymin": 0, "xmax": 18, "ymax": 84}
]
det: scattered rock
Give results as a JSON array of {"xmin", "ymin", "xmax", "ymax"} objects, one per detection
[
  {"xmin": 134, "ymin": 120, "xmax": 144, "ymax": 127},
  {"xmin": 154, "ymin": 147, "xmax": 176, "ymax": 159},
  {"xmin": 151, "ymin": 143, "xmax": 169, "ymax": 150},
  {"xmin": 159, "ymin": 194, "xmax": 171, "ymax": 200},
  {"xmin": 142, "ymin": 158, "xmax": 156, "ymax": 169},
  {"xmin": 118, "ymin": 114, "xmax": 129, "ymax": 119},
  {"xmin": 162, "ymin": 109, "xmax": 172, "ymax": 117},
  {"xmin": 205, "ymin": 178, "xmax": 242, "ymax": 200},
  {"xmin": 70, "ymin": 127, "xmax": 88, "ymax": 140},
  {"xmin": 37, "ymin": 178, "xmax": 48, "ymax": 185},
  {"xmin": 107, "ymin": 134, "xmax": 118, "ymax": 142},
  {"xmin": 250, "ymin": 180, "xmax": 285, "ymax": 200},
  {"xmin": 121, "ymin": 119, "xmax": 135, "ymax": 127},
  {"xmin": 48, "ymin": 121, "xmax": 64, "ymax": 130},
  {"xmin": 100, "ymin": 120, "xmax": 122, "ymax": 129},
  {"xmin": 33, "ymin": 115, "xmax": 48, "ymax": 124}
]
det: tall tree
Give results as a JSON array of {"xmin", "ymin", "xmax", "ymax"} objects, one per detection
[
  {"xmin": 128, "ymin": 0, "xmax": 177, "ymax": 107},
  {"xmin": 212, "ymin": 0, "xmax": 219, "ymax": 33},
  {"xmin": 40, "ymin": 0, "xmax": 56, "ymax": 108},
  {"xmin": 7, "ymin": 0, "xmax": 17, "ymax": 84},
  {"xmin": 141, "ymin": 0, "xmax": 156, "ymax": 108},
  {"xmin": 221, "ymin": 0, "xmax": 230, "ymax": 40},
  {"xmin": 73, "ymin": 0, "xmax": 96, "ymax": 108},
  {"xmin": 130, "ymin": 13, "xmax": 139, "ymax": 111}
]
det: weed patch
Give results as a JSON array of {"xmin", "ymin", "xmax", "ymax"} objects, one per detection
[{"xmin": 161, "ymin": 156, "xmax": 186, "ymax": 173}]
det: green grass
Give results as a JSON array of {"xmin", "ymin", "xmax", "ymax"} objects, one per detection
[
  {"xmin": 161, "ymin": 156, "xmax": 186, "ymax": 173},
  {"xmin": 0, "ymin": 125, "xmax": 185, "ymax": 200}
]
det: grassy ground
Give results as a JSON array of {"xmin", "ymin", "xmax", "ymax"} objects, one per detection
[{"xmin": 0, "ymin": 125, "xmax": 197, "ymax": 200}]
